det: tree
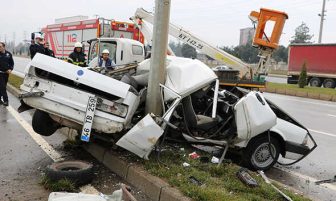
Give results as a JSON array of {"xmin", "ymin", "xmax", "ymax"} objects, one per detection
[
  {"xmin": 169, "ymin": 41, "xmax": 183, "ymax": 56},
  {"xmin": 181, "ymin": 44, "xmax": 197, "ymax": 58},
  {"xmin": 290, "ymin": 22, "xmax": 313, "ymax": 44},
  {"xmin": 272, "ymin": 45, "xmax": 288, "ymax": 62},
  {"xmin": 220, "ymin": 44, "xmax": 259, "ymax": 64},
  {"xmin": 234, "ymin": 43, "xmax": 259, "ymax": 63},
  {"xmin": 298, "ymin": 62, "xmax": 307, "ymax": 88}
]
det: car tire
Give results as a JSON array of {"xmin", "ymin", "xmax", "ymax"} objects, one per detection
[
  {"xmin": 309, "ymin": 77, "xmax": 322, "ymax": 87},
  {"xmin": 243, "ymin": 135, "xmax": 280, "ymax": 171},
  {"xmin": 45, "ymin": 160, "xmax": 94, "ymax": 186},
  {"xmin": 322, "ymin": 79, "xmax": 336, "ymax": 89},
  {"xmin": 32, "ymin": 110, "xmax": 59, "ymax": 136}
]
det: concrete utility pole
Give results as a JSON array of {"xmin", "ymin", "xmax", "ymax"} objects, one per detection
[
  {"xmin": 145, "ymin": 0, "xmax": 171, "ymax": 115},
  {"xmin": 318, "ymin": 0, "xmax": 326, "ymax": 43}
]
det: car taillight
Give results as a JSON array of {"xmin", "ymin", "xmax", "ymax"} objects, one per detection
[{"xmin": 96, "ymin": 98, "xmax": 128, "ymax": 117}]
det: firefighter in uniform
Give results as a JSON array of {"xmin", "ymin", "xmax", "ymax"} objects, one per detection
[
  {"xmin": 98, "ymin": 49, "xmax": 116, "ymax": 69},
  {"xmin": 68, "ymin": 42, "xmax": 86, "ymax": 67},
  {"xmin": 29, "ymin": 33, "xmax": 46, "ymax": 59},
  {"xmin": 44, "ymin": 42, "xmax": 55, "ymax": 57},
  {"xmin": 0, "ymin": 42, "xmax": 14, "ymax": 106}
]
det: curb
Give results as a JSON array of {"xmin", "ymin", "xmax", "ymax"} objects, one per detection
[
  {"xmin": 82, "ymin": 142, "xmax": 192, "ymax": 201},
  {"xmin": 264, "ymin": 87, "xmax": 336, "ymax": 102}
]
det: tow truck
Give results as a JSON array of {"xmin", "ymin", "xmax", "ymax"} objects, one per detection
[{"xmin": 130, "ymin": 8, "xmax": 288, "ymax": 88}]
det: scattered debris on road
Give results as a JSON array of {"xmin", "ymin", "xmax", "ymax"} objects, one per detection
[
  {"xmin": 315, "ymin": 175, "xmax": 336, "ymax": 185},
  {"xmin": 188, "ymin": 152, "xmax": 200, "ymax": 159},
  {"xmin": 236, "ymin": 168, "xmax": 258, "ymax": 187},
  {"xmin": 48, "ymin": 184, "xmax": 137, "ymax": 201}
]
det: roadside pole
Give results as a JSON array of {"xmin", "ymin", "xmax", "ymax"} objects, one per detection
[{"xmin": 146, "ymin": 0, "xmax": 171, "ymax": 115}]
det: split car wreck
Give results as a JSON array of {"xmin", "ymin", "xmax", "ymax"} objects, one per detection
[{"xmin": 19, "ymin": 53, "xmax": 316, "ymax": 170}]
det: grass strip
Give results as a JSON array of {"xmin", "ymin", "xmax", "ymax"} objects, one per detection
[{"xmin": 267, "ymin": 82, "xmax": 336, "ymax": 96}]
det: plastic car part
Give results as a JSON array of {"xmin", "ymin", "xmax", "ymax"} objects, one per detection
[{"xmin": 236, "ymin": 168, "xmax": 258, "ymax": 187}]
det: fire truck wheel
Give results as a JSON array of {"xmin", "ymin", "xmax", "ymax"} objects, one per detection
[{"xmin": 46, "ymin": 160, "xmax": 94, "ymax": 186}]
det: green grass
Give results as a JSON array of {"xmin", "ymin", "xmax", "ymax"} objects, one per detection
[
  {"xmin": 142, "ymin": 148, "xmax": 310, "ymax": 201},
  {"xmin": 40, "ymin": 175, "xmax": 76, "ymax": 192},
  {"xmin": 8, "ymin": 73, "xmax": 24, "ymax": 89},
  {"xmin": 267, "ymin": 82, "xmax": 336, "ymax": 96}
]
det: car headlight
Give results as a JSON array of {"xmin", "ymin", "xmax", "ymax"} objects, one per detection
[{"xmin": 96, "ymin": 98, "xmax": 128, "ymax": 117}]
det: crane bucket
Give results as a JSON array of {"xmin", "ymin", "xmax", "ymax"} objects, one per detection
[{"xmin": 250, "ymin": 8, "xmax": 288, "ymax": 49}]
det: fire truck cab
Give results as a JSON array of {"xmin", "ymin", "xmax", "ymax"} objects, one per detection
[{"xmin": 87, "ymin": 37, "xmax": 145, "ymax": 67}]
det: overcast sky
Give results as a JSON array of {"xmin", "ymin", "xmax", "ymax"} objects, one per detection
[{"xmin": 0, "ymin": 0, "xmax": 335, "ymax": 47}]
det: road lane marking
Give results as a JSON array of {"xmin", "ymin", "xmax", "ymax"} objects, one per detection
[
  {"xmin": 275, "ymin": 167, "xmax": 336, "ymax": 192},
  {"xmin": 327, "ymin": 114, "xmax": 336, "ymax": 118},
  {"xmin": 6, "ymin": 105, "xmax": 99, "ymax": 194},
  {"xmin": 6, "ymin": 105, "xmax": 64, "ymax": 162},
  {"xmin": 308, "ymin": 128, "xmax": 336, "ymax": 138}
]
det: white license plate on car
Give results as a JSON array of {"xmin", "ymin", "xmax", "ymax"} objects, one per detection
[{"xmin": 81, "ymin": 96, "xmax": 97, "ymax": 142}]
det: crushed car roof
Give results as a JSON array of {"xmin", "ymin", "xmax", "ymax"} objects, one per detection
[{"xmin": 137, "ymin": 56, "xmax": 218, "ymax": 99}]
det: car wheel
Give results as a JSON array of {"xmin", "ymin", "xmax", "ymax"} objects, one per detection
[
  {"xmin": 322, "ymin": 79, "xmax": 336, "ymax": 89},
  {"xmin": 309, "ymin": 77, "xmax": 321, "ymax": 87},
  {"xmin": 32, "ymin": 110, "xmax": 59, "ymax": 136},
  {"xmin": 243, "ymin": 135, "xmax": 280, "ymax": 171},
  {"xmin": 46, "ymin": 160, "xmax": 94, "ymax": 186}
]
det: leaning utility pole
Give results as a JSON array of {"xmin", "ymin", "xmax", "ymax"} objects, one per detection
[
  {"xmin": 318, "ymin": 0, "xmax": 326, "ymax": 43},
  {"xmin": 146, "ymin": 0, "xmax": 171, "ymax": 115}
]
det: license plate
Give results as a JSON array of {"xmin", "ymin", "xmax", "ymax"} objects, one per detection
[{"xmin": 81, "ymin": 96, "xmax": 97, "ymax": 142}]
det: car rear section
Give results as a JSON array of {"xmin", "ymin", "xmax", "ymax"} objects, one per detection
[{"xmin": 20, "ymin": 54, "xmax": 141, "ymax": 135}]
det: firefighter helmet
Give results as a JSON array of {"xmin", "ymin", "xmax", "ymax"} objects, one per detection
[
  {"xmin": 74, "ymin": 42, "xmax": 82, "ymax": 48},
  {"xmin": 102, "ymin": 49, "xmax": 109, "ymax": 54}
]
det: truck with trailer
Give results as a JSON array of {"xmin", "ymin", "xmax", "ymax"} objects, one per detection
[{"xmin": 287, "ymin": 44, "xmax": 336, "ymax": 88}]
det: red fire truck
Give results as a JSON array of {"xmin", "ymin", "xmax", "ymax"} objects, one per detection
[{"xmin": 41, "ymin": 17, "xmax": 144, "ymax": 59}]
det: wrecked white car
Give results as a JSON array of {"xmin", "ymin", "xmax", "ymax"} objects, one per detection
[{"xmin": 19, "ymin": 54, "xmax": 316, "ymax": 170}]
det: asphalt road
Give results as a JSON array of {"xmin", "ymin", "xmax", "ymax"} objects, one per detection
[
  {"xmin": 265, "ymin": 75, "xmax": 287, "ymax": 83},
  {"xmin": 12, "ymin": 56, "xmax": 29, "ymax": 77}
]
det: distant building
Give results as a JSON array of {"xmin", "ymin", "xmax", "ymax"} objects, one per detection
[{"xmin": 239, "ymin": 27, "xmax": 255, "ymax": 46}]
